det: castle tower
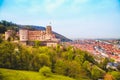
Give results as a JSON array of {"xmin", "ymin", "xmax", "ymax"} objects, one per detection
[
  {"xmin": 5, "ymin": 30, "xmax": 13, "ymax": 40},
  {"xmin": 19, "ymin": 29, "xmax": 28, "ymax": 42},
  {"xmin": 46, "ymin": 25, "xmax": 52, "ymax": 34}
]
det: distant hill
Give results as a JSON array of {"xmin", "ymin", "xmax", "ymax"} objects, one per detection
[
  {"xmin": 53, "ymin": 32, "xmax": 72, "ymax": 42},
  {"xmin": 19, "ymin": 25, "xmax": 46, "ymax": 30},
  {"xmin": 0, "ymin": 20, "xmax": 72, "ymax": 42}
]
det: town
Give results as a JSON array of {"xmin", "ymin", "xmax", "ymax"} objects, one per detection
[{"xmin": 70, "ymin": 39, "xmax": 120, "ymax": 69}]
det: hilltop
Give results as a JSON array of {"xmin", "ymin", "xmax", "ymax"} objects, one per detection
[
  {"xmin": 19, "ymin": 25, "xmax": 72, "ymax": 42},
  {"xmin": 0, "ymin": 20, "xmax": 72, "ymax": 42}
]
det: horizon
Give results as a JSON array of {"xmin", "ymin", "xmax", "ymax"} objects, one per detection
[{"xmin": 0, "ymin": 0, "xmax": 120, "ymax": 39}]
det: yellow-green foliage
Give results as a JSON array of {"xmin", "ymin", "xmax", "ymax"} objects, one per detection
[
  {"xmin": 0, "ymin": 68, "xmax": 75, "ymax": 80},
  {"xmin": 39, "ymin": 66, "xmax": 52, "ymax": 77},
  {"xmin": 0, "ymin": 41, "xmax": 103, "ymax": 80}
]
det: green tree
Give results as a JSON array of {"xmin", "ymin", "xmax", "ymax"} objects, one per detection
[
  {"xmin": 38, "ymin": 54, "xmax": 51, "ymax": 67},
  {"xmin": 34, "ymin": 40, "xmax": 41, "ymax": 48},
  {"xmin": 110, "ymin": 71, "xmax": 120, "ymax": 80},
  {"xmin": 83, "ymin": 61, "xmax": 90, "ymax": 70},
  {"xmin": 61, "ymin": 48, "xmax": 75, "ymax": 61},
  {"xmin": 54, "ymin": 60, "xmax": 67, "ymax": 75},
  {"xmin": 91, "ymin": 65, "xmax": 106, "ymax": 80},
  {"xmin": 66, "ymin": 61, "xmax": 87, "ymax": 79},
  {"xmin": 84, "ymin": 52, "xmax": 96, "ymax": 64},
  {"xmin": 0, "ymin": 72, "xmax": 3, "ymax": 80},
  {"xmin": 0, "ymin": 25, "xmax": 6, "ymax": 33},
  {"xmin": 31, "ymin": 53, "xmax": 51, "ymax": 71},
  {"xmin": 0, "ymin": 36, "xmax": 3, "ymax": 43},
  {"xmin": 0, "ymin": 20, "xmax": 16, "ymax": 26},
  {"xmin": 99, "ymin": 58, "xmax": 110, "ymax": 70},
  {"xmin": 17, "ymin": 45, "xmax": 31, "ymax": 70},
  {"xmin": 74, "ymin": 54, "xmax": 85, "ymax": 65},
  {"xmin": 82, "ymin": 61, "xmax": 92, "ymax": 77},
  {"xmin": 0, "ymin": 41, "xmax": 15, "ymax": 68}
]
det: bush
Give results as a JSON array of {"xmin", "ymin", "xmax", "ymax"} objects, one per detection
[
  {"xmin": 0, "ymin": 37, "xmax": 3, "ymax": 43},
  {"xmin": 104, "ymin": 74, "xmax": 114, "ymax": 80},
  {"xmin": 110, "ymin": 71, "xmax": 120, "ymax": 80},
  {"xmin": 91, "ymin": 65, "xmax": 106, "ymax": 80},
  {"xmin": 39, "ymin": 66, "xmax": 52, "ymax": 77},
  {"xmin": 0, "ymin": 72, "xmax": 3, "ymax": 80}
]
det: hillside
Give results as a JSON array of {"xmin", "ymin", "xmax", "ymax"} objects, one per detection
[
  {"xmin": 20, "ymin": 25, "xmax": 72, "ymax": 42},
  {"xmin": 0, "ymin": 20, "xmax": 72, "ymax": 42},
  {"xmin": 0, "ymin": 68, "xmax": 75, "ymax": 80}
]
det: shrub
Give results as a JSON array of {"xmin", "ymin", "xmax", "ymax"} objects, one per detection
[
  {"xmin": 39, "ymin": 66, "xmax": 52, "ymax": 77},
  {"xmin": 110, "ymin": 71, "xmax": 120, "ymax": 80},
  {"xmin": 104, "ymin": 74, "xmax": 114, "ymax": 80},
  {"xmin": 91, "ymin": 65, "xmax": 106, "ymax": 80}
]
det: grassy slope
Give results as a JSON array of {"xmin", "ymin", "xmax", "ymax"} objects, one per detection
[{"xmin": 0, "ymin": 68, "xmax": 75, "ymax": 80}]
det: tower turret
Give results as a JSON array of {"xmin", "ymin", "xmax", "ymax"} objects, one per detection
[
  {"xmin": 46, "ymin": 25, "xmax": 52, "ymax": 34},
  {"xmin": 19, "ymin": 29, "xmax": 28, "ymax": 41}
]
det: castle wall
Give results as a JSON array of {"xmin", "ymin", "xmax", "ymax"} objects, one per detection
[
  {"xmin": 5, "ymin": 32, "xmax": 10, "ymax": 40},
  {"xmin": 19, "ymin": 29, "xmax": 28, "ymax": 41},
  {"xmin": 5, "ymin": 30, "xmax": 13, "ymax": 40},
  {"xmin": 28, "ymin": 30, "xmax": 46, "ymax": 41},
  {"xmin": 46, "ymin": 42, "xmax": 58, "ymax": 47},
  {"xmin": 18, "ymin": 25, "xmax": 60, "ymax": 46}
]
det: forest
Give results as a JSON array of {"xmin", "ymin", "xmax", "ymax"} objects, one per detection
[{"xmin": 0, "ymin": 40, "xmax": 120, "ymax": 80}]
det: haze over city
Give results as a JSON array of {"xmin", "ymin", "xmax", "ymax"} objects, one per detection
[{"xmin": 0, "ymin": 0, "xmax": 120, "ymax": 39}]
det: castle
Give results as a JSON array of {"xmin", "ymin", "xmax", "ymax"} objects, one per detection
[{"xmin": 5, "ymin": 25, "xmax": 60, "ymax": 47}]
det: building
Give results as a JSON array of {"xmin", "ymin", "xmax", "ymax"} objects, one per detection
[
  {"xmin": 19, "ymin": 25, "xmax": 60, "ymax": 46},
  {"xmin": 5, "ymin": 30, "xmax": 15, "ymax": 40},
  {"xmin": 5, "ymin": 25, "xmax": 60, "ymax": 46}
]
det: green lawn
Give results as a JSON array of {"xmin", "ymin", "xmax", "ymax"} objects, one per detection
[{"xmin": 0, "ymin": 68, "xmax": 75, "ymax": 80}]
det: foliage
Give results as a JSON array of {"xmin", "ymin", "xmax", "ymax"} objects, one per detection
[
  {"xmin": 39, "ymin": 66, "xmax": 52, "ymax": 77},
  {"xmin": 0, "ymin": 41, "xmax": 105, "ymax": 80},
  {"xmin": 34, "ymin": 40, "xmax": 41, "ymax": 48},
  {"xmin": 0, "ymin": 72, "xmax": 3, "ymax": 80},
  {"xmin": 54, "ymin": 60, "xmax": 68, "ymax": 75},
  {"xmin": 65, "ymin": 60, "xmax": 87, "ymax": 79},
  {"xmin": 91, "ymin": 65, "xmax": 106, "ymax": 80},
  {"xmin": 104, "ymin": 73, "xmax": 114, "ymax": 80},
  {"xmin": 82, "ymin": 61, "xmax": 92, "ymax": 77},
  {"xmin": 110, "ymin": 71, "xmax": 120, "ymax": 80},
  {"xmin": 0, "ymin": 37, "xmax": 3, "ymax": 43},
  {"xmin": 0, "ymin": 25, "xmax": 6, "ymax": 33},
  {"xmin": 54, "ymin": 60, "xmax": 90, "ymax": 79},
  {"xmin": 98, "ymin": 58, "xmax": 114, "ymax": 71},
  {"xmin": 0, "ymin": 20, "xmax": 18, "ymax": 32},
  {"xmin": 0, "ymin": 41, "xmax": 15, "ymax": 68},
  {"xmin": 0, "ymin": 20, "xmax": 17, "ymax": 27}
]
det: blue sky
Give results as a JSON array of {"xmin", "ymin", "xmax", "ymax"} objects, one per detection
[{"xmin": 0, "ymin": 0, "xmax": 120, "ymax": 39}]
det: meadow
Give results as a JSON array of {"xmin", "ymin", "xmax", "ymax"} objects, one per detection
[{"xmin": 0, "ymin": 68, "xmax": 75, "ymax": 80}]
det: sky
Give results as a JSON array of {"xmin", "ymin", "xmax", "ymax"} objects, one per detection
[{"xmin": 0, "ymin": 0, "xmax": 120, "ymax": 39}]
